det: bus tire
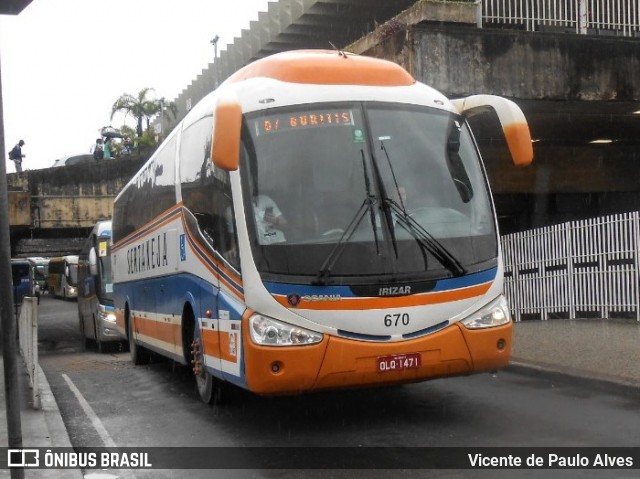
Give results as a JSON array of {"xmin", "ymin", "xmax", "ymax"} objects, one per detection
[
  {"xmin": 128, "ymin": 311, "xmax": 150, "ymax": 365},
  {"xmin": 190, "ymin": 317, "xmax": 218, "ymax": 404}
]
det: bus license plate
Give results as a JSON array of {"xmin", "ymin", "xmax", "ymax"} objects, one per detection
[{"xmin": 377, "ymin": 353, "xmax": 421, "ymax": 372}]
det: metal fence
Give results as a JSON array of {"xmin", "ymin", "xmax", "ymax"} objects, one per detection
[
  {"xmin": 502, "ymin": 212, "xmax": 640, "ymax": 321},
  {"xmin": 482, "ymin": 0, "xmax": 640, "ymax": 36}
]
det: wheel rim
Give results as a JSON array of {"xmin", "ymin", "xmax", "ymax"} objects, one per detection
[{"xmin": 191, "ymin": 324, "xmax": 213, "ymax": 402}]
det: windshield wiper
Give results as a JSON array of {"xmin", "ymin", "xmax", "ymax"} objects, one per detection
[
  {"xmin": 313, "ymin": 197, "xmax": 374, "ymax": 285},
  {"xmin": 378, "ymin": 139, "xmax": 465, "ymax": 276},
  {"xmin": 313, "ymin": 151, "xmax": 380, "ymax": 285},
  {"xmin": 384, "ymin": 197, "xmax": 466, "ymax": 277}
]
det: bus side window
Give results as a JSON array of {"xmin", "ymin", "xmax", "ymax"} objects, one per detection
[
  {"xmin": 181, "ymin": 115, "xmax": 241, "ymax": 271},
  {"xmin": 194, "ymin": 211, "xmax": 238, "ymax": 268}
]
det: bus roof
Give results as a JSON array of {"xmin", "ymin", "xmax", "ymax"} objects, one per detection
[
  {"xmin": 224, "ymin": 50, "xmax": 415, "ymax": 87},
  {"xmin": 95, "ymin": 220, "xmax": 112, "ymax": 238}
]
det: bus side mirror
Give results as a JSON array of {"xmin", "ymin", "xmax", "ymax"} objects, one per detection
[
  {"xmin": 450, "ymin": 95, "xmax": 534, "ymax": 167},
  {"xmin": 211, "ymin": 96, "xmax": 242, "ymax": 171},
  {"xmin": 89, "ymin": 247, "xmax": 98, "ymax": 276}
]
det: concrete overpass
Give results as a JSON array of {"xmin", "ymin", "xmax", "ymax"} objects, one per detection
[
  {"xmin": 6, "ymin": 0, "xmax": 640, "ymax": 256},
  {"xmin": 7, "ymin": 158, "xmax": 146, "ymax": 257}
]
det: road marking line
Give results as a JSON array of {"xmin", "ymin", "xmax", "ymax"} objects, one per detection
[
  {"xmin": 62, "ymin": 373, "xmax": 117, "ymax": 448},
  {"xmin": 62, "ymin": 374, "xmax": 137, "ymax": 479}
]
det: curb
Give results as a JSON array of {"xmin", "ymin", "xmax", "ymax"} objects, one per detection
[
  {"xmin": 37, "ymin": 364, "xmax": 84, "ymax": 479},
  {"xmin": 506, "ymin": 361, "xmax": 640, "ymax": 397},
  {"xmin": 38, "ymin": 364, "xmax": 74, "ymax": 448}
]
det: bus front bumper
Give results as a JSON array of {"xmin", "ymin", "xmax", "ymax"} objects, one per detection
[{"xmin": 243, "ymin": 321, "xmax": 512, "ymax": 395}]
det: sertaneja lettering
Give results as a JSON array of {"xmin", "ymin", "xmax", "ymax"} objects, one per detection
[{"xmin": 126, "ymin": 232, "xmax": 169, "ymax": 276}]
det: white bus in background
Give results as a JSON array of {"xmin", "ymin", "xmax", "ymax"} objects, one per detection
[
  {"xmin": 78, "ymin": 220, "xmax": 123, "ymax": 352},
  {"xmin": 47, "ymin": 255, "xmax": 79, "ymax": 300}
]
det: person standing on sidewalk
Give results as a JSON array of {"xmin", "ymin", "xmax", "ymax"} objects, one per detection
[{"xmin": 8, "ymin": 139, "xmax": 25, "ymax": 172}]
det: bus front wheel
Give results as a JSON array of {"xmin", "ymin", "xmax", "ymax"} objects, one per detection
[{"xmin": 191, "ymin": 323, "xmax": 217, "ymax": 404}]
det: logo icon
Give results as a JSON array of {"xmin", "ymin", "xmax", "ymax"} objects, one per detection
[
  {"xmin": 179, "ymin": 234, "xmax": 186, "ymax": 261},
  {"xmin": 287, "ymin": 293, "xmax": 301, "ymax": 307},
  {"xmin": 8, "ymin": 449, "xmax": 39, "ymax": 468}
]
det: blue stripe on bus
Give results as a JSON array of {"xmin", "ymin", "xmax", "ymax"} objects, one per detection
[
  {"xmin": 263, "ymin": 267, "xmax": 498, "ymax": 298},
  {"xmin": 337, "ymin": 330, "xmax": 392, "ymax": 341},
  {"xmin": 402, "ymin": 320, "xmax": 449, "ymax": 339}
]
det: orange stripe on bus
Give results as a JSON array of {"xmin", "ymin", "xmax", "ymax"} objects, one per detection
[
  {"xmin": 272, "ymin": 282, "xmax": 492, "ymax": 310},
  {"xmin": 202, "ymin": 327, "xmax": 220, "ymax": 359},
  {"xmin": 218, "ymin": 331, "xmax": 240, "ymax": 363},
  {"xmin": 155, "ymin": 320, "xmax": 179, "ymax": 345},
  {"xmin": 132, "ymin": 315, "xmax": 156, "ymax": 337},
  {"xmin": 201, "ymin": 328, "xmax": 240, "ymax": 364}
]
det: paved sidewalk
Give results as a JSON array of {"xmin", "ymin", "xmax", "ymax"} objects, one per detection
[
  {"xmin": 0, "ymin": 351, "xmax": 83, "ymax": 479},
  {"xmin": 510, "ymin": 318, "xmax": 640, "ymax": 392}
]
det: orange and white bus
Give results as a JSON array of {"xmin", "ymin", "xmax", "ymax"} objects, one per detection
[{"xmin": 112, "ymin": 50, "xmax": 533, "ymax": 403}]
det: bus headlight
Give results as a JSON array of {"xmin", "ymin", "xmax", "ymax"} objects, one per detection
[
  {"xmin": 250, "ymin": 314, "xmax": 323, "ymax": 346},
  {"xmin": 461, "ymin": 295, "xmax": 512, "ymax": 330},
  {"xmin": 99, "ymin": 311, "xmax": 117, "ymax": 323}
]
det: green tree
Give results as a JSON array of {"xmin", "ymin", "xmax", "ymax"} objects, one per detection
[
  {"xmin": 118, "ymin": 124, "xmax": 136, "ymax": 140},
  {"xmin": 111, "ymin": 88, "xmax": 161, "ymax": 137}
]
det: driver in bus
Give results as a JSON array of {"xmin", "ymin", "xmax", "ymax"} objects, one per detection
[{"xmin": 254, "ymin": 194, "xmax": 288, "ymax": 244}]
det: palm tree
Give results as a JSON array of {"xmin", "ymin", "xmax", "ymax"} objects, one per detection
[{"xmin": 111, "ymin": 88, "xmax": 161, "ymax": 137}]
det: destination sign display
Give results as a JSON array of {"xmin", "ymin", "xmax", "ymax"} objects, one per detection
[{"xmin": 255, "ymin": 109, "xmax": 355, "ymax": 136}]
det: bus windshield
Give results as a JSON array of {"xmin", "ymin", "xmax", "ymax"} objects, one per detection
[{"xmin": 242, "ymin": 102, "xmax": 497, "ymax": 284}]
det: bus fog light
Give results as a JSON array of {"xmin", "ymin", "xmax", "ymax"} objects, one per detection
[
  {"xmin": 461, "ymin": 296, "xmax": 512, "ymax": 330},
  {"xmin": 497, "ymin": 338, "xmax": 506, "ymax": 350},
  {"xmin": 250, "ymin": 314, "xmax": 323, "ymax": 346},
  {"xmin": 271, "ymin": 361, "xmax": 282, "ymax": 373}
]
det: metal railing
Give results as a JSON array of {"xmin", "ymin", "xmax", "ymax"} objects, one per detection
[
  {"xmin": 502, "ymin": 212, "xmax": 640, "ymax": 321},
  {"xmin": 482, "ymin": 0, "xmax": 640, "ymax": 36},
  {"xmin": 18, "ymin": 297, "xmax": 40, "ymax": 409}
]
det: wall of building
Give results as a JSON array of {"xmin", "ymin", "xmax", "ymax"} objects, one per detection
[{"xmin": 348, "ymin": 12, "xmax": 640, "ymax": 232}]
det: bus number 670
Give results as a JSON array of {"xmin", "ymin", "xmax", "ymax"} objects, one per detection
[{"xmin": 384, "ymin": 313, "xmax": 410, "ymax": 327}]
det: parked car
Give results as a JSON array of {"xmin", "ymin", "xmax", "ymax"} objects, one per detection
[{"xmin": 52, "ymin": 153, "xmax": 94, "ymax": 167}]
